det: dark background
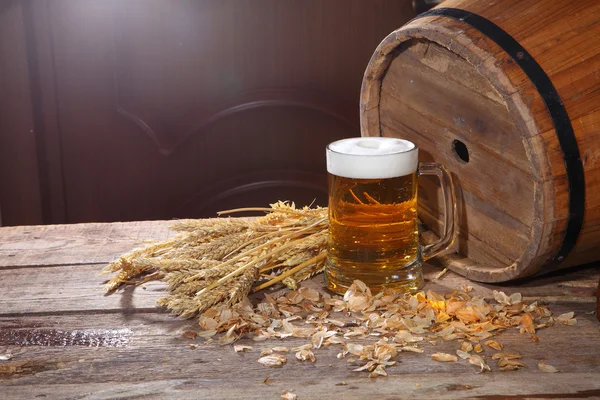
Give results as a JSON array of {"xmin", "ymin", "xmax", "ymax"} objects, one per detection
[{"xmin": 0, "ymin": 0, "xmax": 418, "ymax": 226}]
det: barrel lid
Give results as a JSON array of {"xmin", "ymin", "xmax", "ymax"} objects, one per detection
[{"xmin": 362, "ymin": 35, "xmax": 542, "ymax": 282}]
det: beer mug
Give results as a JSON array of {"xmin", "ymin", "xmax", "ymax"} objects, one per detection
[{"xmin": 325, "ymin": 137, "xmax": 456, "ymax": 294}]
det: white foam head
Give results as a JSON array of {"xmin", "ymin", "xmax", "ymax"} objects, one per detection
[{"xmin": 326, "ymin": 137, "xmax": 418, "ymax": 179}]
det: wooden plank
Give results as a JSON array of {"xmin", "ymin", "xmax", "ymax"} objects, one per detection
[
  {"xmin": 0, "ymin": 263, "xmax": 164, "ymax": 315},
  {"xmin": 3, "ymin": 374, "xmax": 600, "ymax": 400},
  {"xmin": 1, "ymin": 255, "xmax": 598, "ymax": 316},
  {"xmin": 418, "ymin": 178, "xmax": 530, "ymax": 266},
  {"xmin": 430, "ymin": 263, "xmax": 600, "ymax": 301},
  {"xmin": 383, "ymin": 42, "xmax": 533, "ymax": 176},
  {"xmin": 0, "ymin": 220, "xmax": 598, "ymax": 398},
  {"xmin": 412, "ymin": 40, "xmax": 504, "ymax": 105},
  {"xmin": 518, "ymin": 54, "xmax": 600, "ymax": 135},
  {"xmin": 0, "ymin": 221, "xmax": 175, "ymax": 267},
  {"xmin": 0, "ymin": 221, "xmax": 598, "ymax": 313},
  {"xmin": 1, "ymin": 303, "xmax": 599, "ymax": 399},
  {"xmin": 531, "ymin": 112, "xmax": 600, "ymax": 182}
]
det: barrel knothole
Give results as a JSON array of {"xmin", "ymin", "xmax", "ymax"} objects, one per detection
[{"xmin": 452, "ymin": 140, "xmax": 470, "ymax": 164}]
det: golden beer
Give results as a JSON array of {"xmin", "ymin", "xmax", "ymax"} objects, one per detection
[
  {"xmin": 325, "ymin": 137, "xmax": 456, "ymax": 294},
  {"xmin": 326, "ymin": 172, "xmax": 420, "ymax": 293}
]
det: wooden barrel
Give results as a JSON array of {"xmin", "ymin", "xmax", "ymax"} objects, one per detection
[{"xmin": 360, "ymin": 0, "xmax": 600, "ymax": 282}]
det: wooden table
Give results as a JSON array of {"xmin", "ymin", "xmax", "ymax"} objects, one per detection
[{"xmin": 1, "ymin": 221, "xmax": 599, "ymax": 399}]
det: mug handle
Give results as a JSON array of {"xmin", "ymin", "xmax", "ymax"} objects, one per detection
[{"xmin": 418, "ymin": 162, "xmax": 457, "ymax": 261}]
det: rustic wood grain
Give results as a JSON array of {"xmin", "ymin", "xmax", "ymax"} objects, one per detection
[
  {"xmin": 381, "ymin": 42, "xmax": 534, "ymax": 266},
  {"xmin": 0, "ymin": 263, "xmax": 166, "ymax": 315},
  {"xmin": 380, "ymin": 40, "xmax": 535, "ymax": 269},
  {"xmin": 0, "ymin": 221, "xmax": 175, "ymax": 267},
  {"xmin": 4, "ymin": 374, "xmax": 600, "ymax": 400},
  {"xmin": 360, "ymin": 0, "xmax": 600, "ymax": 282},
  {"xmin": 1, "ymin": 221, "xmax": 598, "ymax": 314},
  {"xmin": 1, "ymin": 220, "xmax": 599, "ymax": 399},
  {"xmin": 1, "ymin": 259, "xmax": 598, "ymax": 317},
  {"xmin": 1, "ymin": 294, "xmax": 598, "ymax": 399},
  {"xmin": 2, "ymin": 315, "xmax": 599, "ymax": 399}
]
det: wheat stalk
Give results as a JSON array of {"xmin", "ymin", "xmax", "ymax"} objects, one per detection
[
  {"xmin": 103, "ymin": 201, "xmax": 329, "ymax": 318},
  {"xmin": 252, "ymin": 252, "xmax": 327, "ymax": 292},
  {"xmin": 194, "ymin": 218, "xmax": 326, "ymax": 297}
]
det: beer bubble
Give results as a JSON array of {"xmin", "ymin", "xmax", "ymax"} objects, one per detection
[{"xmin": 327, "ymin": 137, "xmax": 418, "ymax": 179}]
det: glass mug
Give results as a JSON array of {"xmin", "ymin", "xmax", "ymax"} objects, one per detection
[{"xmin": 324, "ymin": 137, "xmax": 456, "ymax": 294}]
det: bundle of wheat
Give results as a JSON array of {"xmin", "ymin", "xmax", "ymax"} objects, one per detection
[{"xmin": 103, "ymin": 202, "xmax": 328, "ymax": 318}]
